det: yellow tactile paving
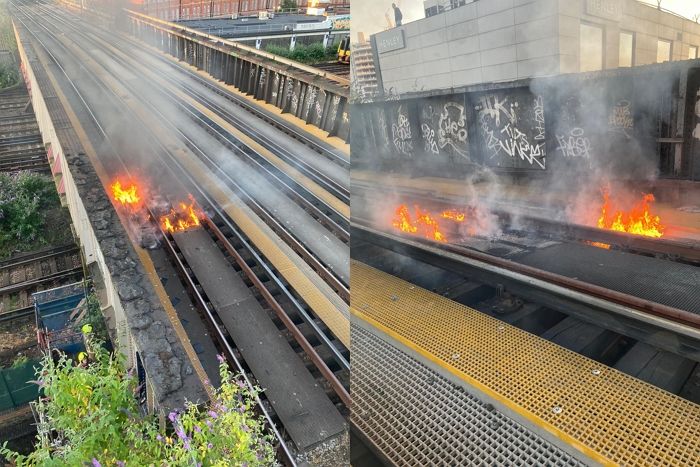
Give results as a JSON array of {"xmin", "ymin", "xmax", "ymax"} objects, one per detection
[
  {"xmin": 351, "ymin": 260, "xmax": 700, "ymax": 466},
  {"xmin": 32, "ymin": 31, "xmax": 212, "ymax": 397}
]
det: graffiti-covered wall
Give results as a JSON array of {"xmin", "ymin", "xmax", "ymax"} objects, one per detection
[{"xmin": 353, "ymin": 61, "xmax": 700, "ymax": 181}]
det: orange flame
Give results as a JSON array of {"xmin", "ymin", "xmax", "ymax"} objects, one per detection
[
  {"xmin": 441, "ymin": 209, "xmax": 466, "ymax": 222},
  {"xmin": 111, "ymin": 180, "xmax": 141, "ymax": 206},
  {"xmin": 392, "ymin": 204, "xmax": 448, "ymax": 242},
  {"xmin": 597, "ymin": 190, "xmax": 664, "ymax": 238},
  {"xmin": 160, "ymin": 197, "xmax": 203, "ymax": 233}
]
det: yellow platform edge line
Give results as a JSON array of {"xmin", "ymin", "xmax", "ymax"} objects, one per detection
[
  {"xmin": 51, "ymin": 26, "xmax": 350, "ymax": 349},
  {"xmin": 350, "ymin": 309, "xmax": 614, "ymax": 467},
  {"xmin": 28, "ymin": 28, "xmax": 213, "ymax": 399},
  {"xmin": 350, "ymin": 260, "xmax": 700, "ymax": 466}
]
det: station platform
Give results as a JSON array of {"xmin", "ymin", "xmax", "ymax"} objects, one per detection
[
  {"xmin": 352, "ymin": 171, "xmax": 700, "ymax": 241},
  {"xmin": 350, "ymin": 260, "xmax": 700, "ymax": 465}
]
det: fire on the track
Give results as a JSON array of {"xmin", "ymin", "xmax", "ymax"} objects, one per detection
[
  {"xmin": 109, "ymin": 178, "xmax": 205, "ymax": 247},
  {"xmin": 596, "ymin": 188, "xmax": 665, "ymax": 238},
  {"xmin": 160, "ymin": 196, "xmax": 203, "ymax": 233}
]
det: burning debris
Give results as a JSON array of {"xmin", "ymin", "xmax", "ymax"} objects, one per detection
[
  {"xmin": 390, "ymin": 202, "xmax": 502, "ymax": 243},
  {"xmin": 596, "ymin": 189, "xmax": 664, "ymax": 238},
  {"xmin": 111, "ymin": 180, "xmax": 142, "ymax": 207},
  {"xmin": 109, "ymin": 178, "xmax": 204, "ymax": 247},
  {"xmin": 160, "ymin": 196, "xmax": 203, "ymax": 233}
]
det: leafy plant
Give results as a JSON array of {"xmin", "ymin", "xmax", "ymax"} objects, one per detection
[
  {"xmin": 77, "ymin": 292, "xmax": 110, "ymax": 344},
  {"xmin": 0, "ymin": 335, "xmax": 276, "ymax": 466},
  {"xmin": 0, "ymin": 172, "xmax": 62, "ymax": 257},
  {"xmin": 279, "ymin": 0, "xmax": 298, "ymax": 11},
  {"xmin": 10, "ymin": 354, "xmax": 29, "ymax": 369},
  {"xmin": 265, "ymin": 42, "xmax": 337, "ymax": 64}
]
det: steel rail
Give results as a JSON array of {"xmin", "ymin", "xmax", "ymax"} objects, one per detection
[
  {"xmin": 16, "ymin": 6, "xmax": 349, "ymax": 456},
  {"xmin": 11, "ymin": 7, "xmax": 297, "ymax": 464},
  {"xmin": 30, "ymin": 0, "xmax": 349, "ymax": 364},
  {"xmin": 352, "ymin": 221, "xmax": 700, "ymax": 335}
]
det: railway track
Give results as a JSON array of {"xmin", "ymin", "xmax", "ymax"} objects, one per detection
[
  {"xmin": 311, "ymin": 62, "xmax": 350, "ymax": 78},
  {"xmin": 36, "ymin": 4, "xmax": 350, "ymax": 291},
  {"xmin": 0, "ymin": 245, "xmax": 83, "ymax": 321},
  {"xmin": 351, "ymin": 223, "xmax": 700, "ymax": 404},
  {"xmin": 12, "ymin": 3, "xmax": 350, "ymax": 463}
]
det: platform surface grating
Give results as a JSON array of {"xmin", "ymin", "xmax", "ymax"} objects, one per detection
[
  {"xmin": 351, "ymin": 323, "xmax": 584, "ymax": 466},
  {"xmin": 350, "ymin": 260, "xmax": 700, "ymax": 466}
]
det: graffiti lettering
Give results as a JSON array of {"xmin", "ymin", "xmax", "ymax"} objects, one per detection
[
  {"xmin": 534, "ymin": 95, "xmax": 545, "ymax": 140},
  {"xmin": 556, "ymin": 127, "xmax": 591, "ymax": 159},
  {"xmin": 437, "ymin": 102, "xmax": 469, "ymax": 158},
  {"xmin": 392, "ymin": 106, "xmax": 413, "ymax": 156},
  {"xmin": 478, "ymin": 95, "xmax": 517, "ymax": 127},
  {"xmin": 608, "ymin": 99, "xmax": 633, "ymax": 136},
  {"xmin": 421, "ymin": 123, "xmax": 440, "ymax": 155},
  {"xmin": 496, "ymin": 124, "xmax": 546, "ymax": 169}
]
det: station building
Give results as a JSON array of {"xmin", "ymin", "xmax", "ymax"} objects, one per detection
[{"xmin": 371, "ymin": 0, "xmax": 700, "ymax": 95}]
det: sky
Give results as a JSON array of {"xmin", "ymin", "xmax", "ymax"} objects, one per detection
[{"xmin": 351, "ymin": 0, "xmax": 700, "ymax": 40}]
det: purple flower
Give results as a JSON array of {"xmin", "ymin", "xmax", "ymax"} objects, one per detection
[
  {"xmin": 205, "ymin": 420, "xmax": 212, "ymax": 428},
  {"xmin": 207, "ymin": 443, "xmax": 213, "ymax": 449},
  {"xmin": 156, "ymin": 434, "xmax": 163, "ymax": 442},
  {"xmin": 183, "ymin": 440, "xmax": 191, "ymax": 451},
  {"xmin": 92, "ymin": 459, "xmax": 101, "ymax": 467},
  {"xmin": 176, "ymin": 429, "xmax": 188, "ymax": 441},
  {"xmin": 168, "ymin": 411, "xmax": 178, "ymax": 423},
  {"xmin": 116, "ymin": 462, "xmax": 125, "ymax": 467},
  {"xmin": 208, "ymin": 410, "xmax": 218, "ymax": 419},
  {"xmin": 194, "ymin": 426, "xmax": 201, "ymax": 433},
  {"xmin": 216, "ymin": 354, "xmax": 225, "ymax": 363}
]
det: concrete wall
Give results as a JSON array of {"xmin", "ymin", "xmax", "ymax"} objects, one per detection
[
  {"xmin": 374, "ymin": 0, "xmax": 561, "ymax": 95},
  {"xmin": 374, "ymin": 0, "xmax": 700, "ymax": 95},
  {"xmin": 14, "ymin": 22, "xmax": 207, "ymax": 413},
  {"xmin": 559, "ymin": 0, "xmax": 700, "ymax": 74}
]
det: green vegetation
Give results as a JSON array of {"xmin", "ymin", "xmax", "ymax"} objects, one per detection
[
  {"xmin": 279, "ymin": 0, "xmax": 298, "ymax": 11},
  {"xmin": 10, "ymin": 354, "xmax": 29, "ymax": 369},
  {"xmin": 0, "ymin": 335, "xmax": 276, "ymax": 466},
  {"xmin": 78, "ymin": 293, "xmax": 110, "ymax": 343},
  {"xmin": 265, "ymin": 42, "xmax": 336, "ymax": 64},
  {"xmin": 0, "ymin": 172, "xmax": 73, "ymax": 259}
]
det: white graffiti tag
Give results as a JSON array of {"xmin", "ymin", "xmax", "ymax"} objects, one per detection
[
  {"xmin": 392, "ymin": 106, "xmax": 413, "ymax": 155},
  {"xmin": 495, "ymin": 124, "xmax": 546, "ymax": 169},
  {"xmin": 438, "ymin": 102, "xmax": 469, "ymax": 158},
  {"xmin": 421, "ymin": 123, "xmax": 440, "ymax": 155},
  {"xmin": 608, "ymin": 99, "xmax": 633, "ymax": 136},
  {"xmin": 556, "ymin": 127, "xmax": 591, "ymax": 160},
  {"xmin": 478, "ymin": 95, "xmax": 517, "ymax": 126},
  {"xmin": 534, "ymin": 95, "xmax": 545, "ymax": 140}
]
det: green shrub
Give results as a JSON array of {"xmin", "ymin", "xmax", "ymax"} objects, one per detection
[
  {"xmin": 0, "ymin": 172, "xmax": 61, "ymax": 257},
  {"xmin": 265, "ymin": 42, "xmax": 337, "ymax": 64},
  {"xmin": 0, "ymin": 335, "xmax": 276, "ymax": 466}
]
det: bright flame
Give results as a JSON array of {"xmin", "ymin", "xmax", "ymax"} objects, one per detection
[
  {"xmin": 160, "ymin": 197, "xmax": 203, "ymax": 233},
  {"xmin": 392, "ymin": 204, "xmax": 447, "ymax": 242},
  {"xmin": 111, "ymin": 180, "xmax": 140, "ymax": 206},
  {"xmin": 597, "ymin": 190, "xmax": 664, "ymax": 238},
  {"xmin": 441, "ymin": 209, "xmax": 466, "ymax": 222}
]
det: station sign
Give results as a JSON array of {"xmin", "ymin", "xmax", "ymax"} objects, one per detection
[
  {"xmin": 376, "ymin": 28, "xmax": 405, "ymax": 54},
  {"xmin": 586, "ymin": 0, "xmax": 622, "ymax": 21}
]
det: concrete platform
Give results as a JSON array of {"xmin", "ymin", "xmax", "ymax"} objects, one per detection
[{"xmin": 173, "ymin": 227, "xmax": 346, "ymax": 453}]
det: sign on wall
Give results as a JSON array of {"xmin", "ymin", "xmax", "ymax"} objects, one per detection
[
  {"xmin": 376, "ymin": 28, "xmax": 405, "ymax": 54},
  {"xmin": 585, "ymin": 0, "xmax": 622, "ymax": 21}
]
